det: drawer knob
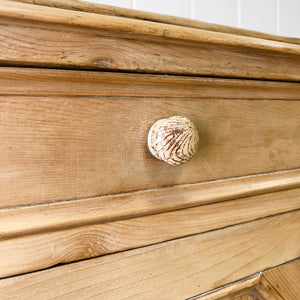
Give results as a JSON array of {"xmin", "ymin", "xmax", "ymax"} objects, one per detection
[{"xmin": 148, "ymin": 116, "xmax": 199, "ymax": 166}]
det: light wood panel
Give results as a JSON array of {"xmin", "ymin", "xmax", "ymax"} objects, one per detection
[
  {"xmin": 6, "ymin": 0, "xmax": 300, "ymax": 45},
  {"xmin": 252, "ymin": 277, "xmax": 283, "ymax": 300},
  {"xmin": 1, "ymin": 188, "xmax": 299, "ymax": 278},
  {"xmin": 0, "ymin": 211, "xmax": 299, "ymax": 299},
  {"xmin": 198, "ymin": 259, "xmax": 300, "ymax": 299},
  {"xmin": 1, "ymin": 1, "xmax": 300, "ymax": 80},
  {"xmin": 197, "ymin": 275, "xmax": 262, "ymax": 300},
  {"xmin": 1, "ymin": 67, "xmax": 300, "ymax": 99},
  {"xmin": 1, "ymin": 96, "xmax": 299, "ymax": 208},
  {"xmin": 1, "ymin": 169, "xmax": 299, "ymax": 239},
  {"xmin": 197, "ymin": 275, "xmax": 281, "ymax": 300},
  {"xmin": 2, "ymin": 0, "xmax": 299, "ymax": 54},
  {"xmin": 201, "ymin": 279, "xmax": 281, "ymax": 300},
  {"xmin": 262, "ymin": 259, "xmax": 300, "ymax": 299}
]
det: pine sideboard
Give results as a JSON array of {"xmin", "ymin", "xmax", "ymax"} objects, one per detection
[{"xmin": 0, "ymin": 1, "xmax": 299, "ymax": 299}]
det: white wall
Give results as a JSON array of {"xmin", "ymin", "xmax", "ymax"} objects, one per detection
[{"xmin": 89, "ymin": 0, "xmax": 300, "ymax": 38}]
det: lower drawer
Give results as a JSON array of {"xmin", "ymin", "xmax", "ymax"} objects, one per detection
[
  {"xmin": 0, "ymin": 210, "xmax": 299, "ymax": 299},
  {"xmin": 1, "ymin": 70, "xmax": 300, "ymax": 208}
]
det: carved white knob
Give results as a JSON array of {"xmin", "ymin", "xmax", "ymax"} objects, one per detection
[{"xmin": 147, "ymin": 116, "xmax": 199, "ymax": 166}]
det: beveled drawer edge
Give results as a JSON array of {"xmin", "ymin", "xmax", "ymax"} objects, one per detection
[
  {"xmin": 8, "ymin": 0, "xmax": 300, "ymax": 45},
  {"xmin": 1, "ymin": 2, "xmax": 300, "ymax": 81},
  {"xmin": 1, "ymin": 67, "xmax": 300, "ymax": 99},
  {"xmin": 1, "ymin": 169, "xmax": 299, "ymax": 240},
  {"xmin": 2, "ymin": 0, "xmax": 300, "ymax": 55},
  {"xmin": 1, "ymin": 188, "xmax": 299, "ymax": 278}
]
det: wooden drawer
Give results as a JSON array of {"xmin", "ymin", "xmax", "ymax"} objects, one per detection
[
  {"xmin": 1, "ymin": 1, "xmax": 300, "ymax": 298},
  {"xmin": 1, "ymin": 210, "xmax": 299, "ymax": 299},
  {"xmin": 1, "ymin": 67, "xmax": 299, "ymax": 280},
  {"xmin": 1, "ymin": 68, "xmax": 300, "ymax": 208},
  {"xmin": 1, "ymin": 0, "xmax": 300, "ymax": 81}
]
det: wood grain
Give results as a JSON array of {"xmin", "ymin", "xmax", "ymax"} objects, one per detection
[
  {"xmin": 1, "ymin": 1, "xmax": 300, "ymax": 80},
  {"xmin": 1, "ymin": 0, "xmax": 299, "ymax": 53},
  {"xmin": 262, "ymin": 259, "xmax": 300, "ymax": 299},
  {"xmin": 210, "ymin": 281, "xmax": 281, "ymax": 300},
  {"xmin": 199, "ymin": 259, "xmax": 300, "ymax": 299},
  {"xmin": 1, "ymin": 169, "xmax": 299, "ymax": 239},
  {"xmin": 197, "ymin": 275, "xmax": 283, "ymax": 300},
  {"xmin": 198, "ymin": 275, "xmax": 262, "ymax": 300},
  {"xmin": 255, "ymin": 277, "xmax": 283, "ymax": 300},
  {"xmin": 0, "ymin": 96, "xmax": 299, "ymax": 208},
  {"xmin": 6, "ymin": 0, "xmax": 300, "ymax": 45},
  {"xmin": 1, "ymin": 67, "xmax": 300, "ymax": 99},
  {"xmin": 0, "ymin": 211, "xmax": 299, "ymax": 299},
  {"xmin": 1, "ymin": 188, "xmax": 299, "ymax": 278}
]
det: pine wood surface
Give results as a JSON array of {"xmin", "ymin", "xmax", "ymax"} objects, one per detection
[
  {"xmin": 1, "ymin": 169, "xmax": 299, "ymax": 239},
  {"xmin": 262, "ymin": 259, "xmax": 300, "ymax": 299},
  {"xmin": 1, "ymin": 67, "xmax": 300, "ymax": 99},
  {"xmin": 202, "ymin": 279, "xmax": 282, "ymax": 300},
  {"xmin": 198, "ymin": 259, "xmax": 300, "ymax": 299},
  {"xmin": 6, "ymin": 0, "xmax": 300, "ymax": 45},
  {"xmin": 1, "ymin": 2, "xmax": 299, "ymax": 297},
  {"xmin": 0, "ymin": 211, "xmax": 299, "ymax": 299},
  {"xmin": 1, "ymin": 95, "xmax": 299, "ymax": 208},
  {"xmin": 197, "ymin": 275, "xmax": 282, "ymax": 300},
  {"xmin": 197, "ymin": 275, "xmax": 262, "ymax": 300},
  {"xmin": 1, "ymin": 188, "xmax": 299, "ymax": 278},
  {"xmin": 254, "ymin": 277, "xmax": 283, "ymax": 300},
  {"xmin": 1, "ymin": 1, "xmax": 300, "ymax": 80},
  {"xmin": 2, "ymin": 0, "xmax": 299, "ymax": 54}
]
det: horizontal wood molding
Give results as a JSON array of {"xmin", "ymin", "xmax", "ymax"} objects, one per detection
[
  {"xmin": 1, "ymin": 211, "xmax": 299, "ymax": 299},
  {"xmin": 2, "ymin": 1, "xmax": 299, "ymax": 54},
  {"xmin": 1, "ymin": 169, "xmax": 299, "ymax": 240},
  {"xmin": 7, "ymin": 0, "xmax": 300, "ymax": 45},
  {"xmin": 1, "ymin": 1, "xmax": 300, "ymax": 80},
  {"xmin": 1, "ymin": 67, "xmax": 300, "ymax": 99},
  {"xmin": 0, "ymin": 187, "xmax": 299, "ymax": 278},
  {"xmin": 1, "ymin": 96, "xmax": 299, "ymax": 208}
]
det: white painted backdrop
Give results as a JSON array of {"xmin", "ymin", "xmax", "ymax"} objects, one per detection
[{"xmin": 88, "ymin": 0, "xmax": 300, "ymax": 38}]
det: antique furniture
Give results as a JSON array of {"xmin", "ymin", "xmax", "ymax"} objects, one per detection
[{"xmin": 0, "ymin": 0, "xmax": 299, "ymax": 298}]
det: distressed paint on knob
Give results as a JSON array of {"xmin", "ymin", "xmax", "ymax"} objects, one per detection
[{"xmin": 147, "ymin": 116, "xmax": 199, "ymax": 166}]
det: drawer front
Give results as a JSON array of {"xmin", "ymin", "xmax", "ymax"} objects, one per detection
[
  {"xmin": 1, "ymin": 1, "xmax": 300, "ymax": 81},
  {"xmin": 1, "ymin": 70, "xmax": 299, "ymax": 208},
  {"xmin": 1, "ymin": 187, "xmax": 299, "ymax": 278},
  {"xmin": 1, "ymin": 211, "xmax": 299, "ymax": 299}
]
